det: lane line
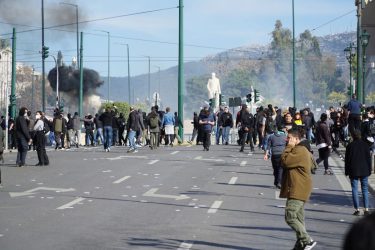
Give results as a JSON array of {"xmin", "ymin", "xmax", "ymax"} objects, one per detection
[
  {"xmin": 171, "ymin": 151, "xmax": 180, "ymax": 155},
  {"xmin": 57, "ymin": 197, "xmax": 85, "ymax": 210},
  {"xmin": 113, "ymin": 176, "xmax": 131, "ymax": 184},
  {"xmin": 178, "ymin": 241, "xmax": 193, "ymax": 250},
  {"xmin": 240, "ymin": 161, "xmax": 247, "ymax": 166},
  {"xmin": 228, "ymin": 177, "xmax": 238, "ymax": 185},
  {"xmin": 148, "ymin": 160, "xmax": 159, "ymax": 165},
  {"xmin": 207, "ymin": 200, "xmax": 223, "ymax": 213}
]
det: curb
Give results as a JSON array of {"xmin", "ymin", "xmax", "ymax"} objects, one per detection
[{"xmin": 332, "ymin": 148, "xmax": 375, "ymax": 197}]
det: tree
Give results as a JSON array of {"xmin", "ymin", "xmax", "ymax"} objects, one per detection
[
  {"xmin": 327, "ymin": 91, "xmax": 347, "ymax": 106},
  {"xmin": 365, "ymin": 92, "xmax": 375, "ymax": 104}
]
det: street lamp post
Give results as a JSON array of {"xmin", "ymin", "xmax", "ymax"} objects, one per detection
[
  {"xmin": 142, "ymin": 56, "xmax": 151, "ymax": 105},
  {"xmin": 51, "ymin": 55, "xmax": 59, "ymax": 109},
  {"xmin": 60, "ymin": 2, "xmax": 79, "ymax": 68},
  {"xmin": 96, "ymin": 31, "xmax": 110, "ymax": 102},
  {"xmin": 119, "ymin": 43, "xmax": 131, "ymax": 104},
  {"xmin": 361, "ymin": 29, "xmax": 370, "ymax": 104},
  {"xmin": 292, "ymin": 0, "xmax": 296, "ymax": 108},
  {"xmin": 344, "ymin": 43, "xmax": 356, "ymax": 97}
]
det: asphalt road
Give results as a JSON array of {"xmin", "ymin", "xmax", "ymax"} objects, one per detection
[{"xmin": 0, "ymin": 143, "xmax": 372, "ymax": 250}]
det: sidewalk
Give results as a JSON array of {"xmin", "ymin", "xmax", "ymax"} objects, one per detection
[{"xmin": 332, "ymin": 147, "xmax": 375, "ymax": 197}]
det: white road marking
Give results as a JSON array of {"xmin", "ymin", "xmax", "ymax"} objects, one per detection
[
  {"xmin": 178, "ymin": 242, "xmax": 193, "ymax": 250},
  {"xmin": 207, "ymin": 200, "xmax": 223, "ymax": 213},
  {"xmin": 56, "ymin": 197, "xmax": 85, "ymax": 210},
  {"xmin": 143, "ymin": 188, "xmax": 190, "ymax": 200},
  {"xmin": 186, "ymin": 145, "xmax": 192, "ymax": 148},
  {"xmin": 148, "ymin": 160, "xmax": 159, "ymax": 165},
  {"xmin": 9, "ymin": 187, "xmax": 75, "ymax": 198},
  {"xmin": 171, "ymin": 151, "xmax": 180, "ymax": 155},
  {"xmin": 107, "ymin": 155, "xmax": 148, "ymax": 161},
  {"xmin": 240, "ymin": 161, "xmax": 247, "ymax": 166},
  {"xmin": 228, "ymin": 177, "xmax": 238, "ymax": 185},
  {"xmin": 194, "ymin": 156, "xmax": 224, "ymax": 162},
  {"xmin": 112, "ymin": 175, "xmax": 131, "ymax": 184}
]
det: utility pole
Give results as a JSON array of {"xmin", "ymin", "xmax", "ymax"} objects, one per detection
[
  {"xmin": 292, "ymin": 0, "xmax": 296, "ymax": 108},
  {"xmin": 178, "ymin": 0, "xmax": 184, "ymax": 140},
  {"xmin": 79, "ymin": 32, "xmax": 83, "ymax": 117},
  {"xmin": 41, "ymin": 0, "xmax": 46, "ymax": 112},
  {"xmin": 356, "ymin": 0, "xmax": 363, "ymax": 103},
  {"xmin": 10, "ymin": 28, "xmax": 16, "ymax": 119},
  {"xmin": 31, "ymin": 66, "xmax": 35, "ymax": 113},
  {"xmin": 127, "ymin": 44, "xmax": 131, "ymax": 104}
]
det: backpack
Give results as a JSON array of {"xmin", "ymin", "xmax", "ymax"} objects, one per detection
[
  {"xmin": 43, "ymin": 120, "xmax": 50, "ymax": 135},
  {"xmin": 265, "ymin": 116, "xmax": 276, "ymax": 133},
  {"xmin": 54, "ymin": 118, "xmax": 62, "ymax": 133},
  {"xmin": 149, "ymin": 116, "xmax": 159, "ymax": 129},
  {"xmin": 370, "ymin": 122, "xmax": 375, "ymax": 136}
]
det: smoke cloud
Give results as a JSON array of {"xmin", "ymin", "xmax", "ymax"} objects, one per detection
[
  {"xmin": 47, "ymin": 66, "xmax": 104, "ymax": 113},
  {"xmin": 0, "ymin": 0, "xmax": 86, "ymax": 33}
]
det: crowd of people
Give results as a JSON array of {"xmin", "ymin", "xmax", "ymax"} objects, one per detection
[{"xmin": 0, "ymin": 93, "xmax": 374, "ymax": 249}]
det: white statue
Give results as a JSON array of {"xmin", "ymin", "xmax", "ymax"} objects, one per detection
[
  {"xmin": 207, "ymin": 72, "xmax": 221, "ymax": 99},
  {"xmin": 207, "ymin": 73, "xmax": 221, "ymax": 111}
]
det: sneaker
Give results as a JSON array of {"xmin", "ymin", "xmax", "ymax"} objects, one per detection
[
  {"xmin": 303, "ymin": 240, "xmax": 317, "ymax": 250},
  {"xmin": 353, "ymin": 210, "xmax": 361, "ymax": 216},
  {"xmin": 133, "ymin": 149, "xmax": 138, "ymax": 153},
  {"xmin": 127, "ymin": 148, "xmax": 134, "ymax": 153},
  {"xmin": 324, "ymin": 169, "xmax": 333, "ymax": 175}
]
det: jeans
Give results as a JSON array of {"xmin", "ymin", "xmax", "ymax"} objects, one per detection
[
  {"xmin": 222, "ymin": 126, "xmax": 231, "ymax": 144},
  {"xmin": 316, "ymin": 147, "xmax": 330, "ymax": 170},
  {"xmin": 285, "ymin": 199, "xmax": 311, "ymax": 245},
  {"xmin": 215, "ymin": 126, "xmax": 222, "ymax": 144},
  {"xmin": 103, "ymin": 126, "xmax": 113, "ymax": 149},
  {"xmin": 350, "ymin": 176, "xmax": 369, "ymax": 210},
  {"xmin": 128, "ymin": 130, "xmax": 136, "ymax": 149},
  {"xmin": 271, "ymin": 154, "xmax": 283, "ymax": 186},
  {"xmin": 16, "ymin": 137, "xmax": 29, "ymax": 165},
  {"xmin": 240, "ymin": 130, "xmax": 254, "ymax": 151},
  {"xmin": 95, "ymin": 128, "xmax": 104, "ymax": 145},
  {"xmin": 306, "ymin": 128, "xmax": 313, "ymax": 142}
]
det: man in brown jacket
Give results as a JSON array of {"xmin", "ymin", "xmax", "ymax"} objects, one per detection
[{"xmin": 281, "ymin": 128, "xmax": 316, "ymax": 250}]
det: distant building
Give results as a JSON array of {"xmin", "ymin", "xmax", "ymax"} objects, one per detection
[{"xmin": 362, "ymin": 0, "xmax": 375, "ymax": 99}]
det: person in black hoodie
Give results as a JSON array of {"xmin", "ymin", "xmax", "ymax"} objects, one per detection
[
  {"xmin": 239, "ymin": 106, "xmax": 255, "ymax": 153},
  {"xmin": 99, "ymin": 107, "xmax": 114, "ymax": 152},
  {"xmin": 345, "ymin": 129, "xmax": 371, "ymax": 216},
  {"xmin": 315, "ymin": 113, "xmax": 333, "ymax": 175},
  {"xmin": 15, "ymin": 107, "xmax": 32, "ymax": 167}
]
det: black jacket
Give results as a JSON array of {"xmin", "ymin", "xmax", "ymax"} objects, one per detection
[
  {"xmin": 345, "ymin": 139, "xmax": 371, "ymax": 177},
  {"xmin": 220, "ymin": 112, "xmax": 233, "ymax": 128},
  {"xmin": 99, "ymin": 112, "xmax": 114, "ymax": 127},
  {"xmin": 16, "ymin": 116, "xmax": 31, "ymax": 141},
  {"xmin": 240, "ymin": 111, "xmax": 254, "ymax": 131}
]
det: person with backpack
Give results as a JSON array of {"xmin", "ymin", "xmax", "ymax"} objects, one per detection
[
  {"xmin": 147, "ymin": 107, "xmax": 161, "ymax": 150},
  {"xmin": 53, "ymin": 112, "xmax": 65, "ymax": 150},
  {"xmin": 239, "ymin": 105, "xmax": 255, "ymax": 153},
  {"xmin": 263, "ymin": 106, "xmax": 277, "ymax": 151},
  {"xmin": 34, "ymin": 111, "xmax": 49, "ymax": 166}
]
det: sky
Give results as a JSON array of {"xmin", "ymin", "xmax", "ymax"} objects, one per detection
[{"xmin": 0, "ymin": 0, "xmax": 357, "ymax": 78}]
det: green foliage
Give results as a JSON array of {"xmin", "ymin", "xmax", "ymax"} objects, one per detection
[
  {"xmin": 327, "ymin": 91, "xmax": 347, "ymax": 106},
  {"xmin": 365, "ymin": 92, "xmax": 375, "ymax": 104},
  {"xmin": 100, "ymin": 101, "xmax": 147, "ymax": 118}
]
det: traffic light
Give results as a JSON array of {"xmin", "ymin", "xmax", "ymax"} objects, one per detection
[
  {"xmin": 346, "ymin": 86, "xmax": 352, "ymax": 96},
  {"xmin": 219, "ymin": 94, "xmax": 226, "ymax": 105},
  {"xmin": 254, "ymin": 89, "xmax": 260, "ymax": 103},
  {"xmin": 42, "ymin": 46, "xmax": 49, "ymax": 59},
  {"xmin": 246, "ymin": 93, "xmax": 252, "ymax": 103},
  {"xmin": 209, "ymin": 98, "xmax": 214, "ymax": 108}
]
